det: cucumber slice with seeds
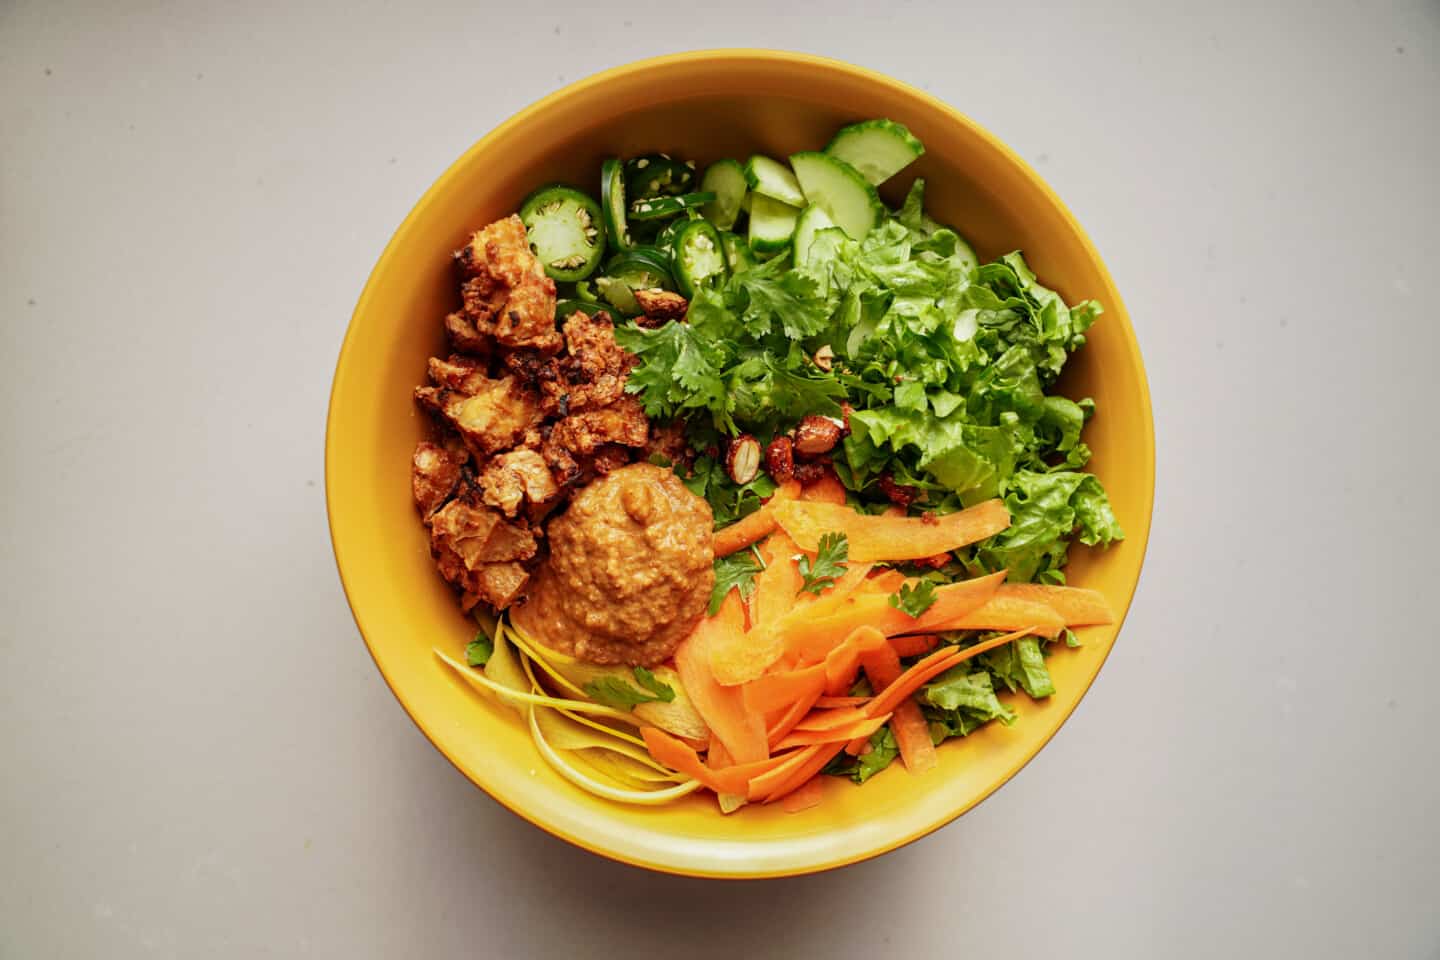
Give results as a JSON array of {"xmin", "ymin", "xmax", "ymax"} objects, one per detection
[
  {"xmin": 744, "ymin": 155, "xmax": 806, "ymax": 207},
  {"xmin": 792, "ymin": 204, "xmax": 836, "ymax": 266},
  {"xmin": 600, "ymin": 158, "xmax": 632, "ymax": 251},
  {"xmin": 699, "ymin": 159, "xmax": 747, "ymax": 230},
  {"xmin": 518, "ymin": 185, "xmax": 606, "ymax": 282},
  {"xmin": 789, "ymin": 152, "xmax": 883, "ymax": 240},
  {"xmin": 825, "ymin": 119, "xmax": 925, "ymax": 185},
  {"xmin": 747, "ymin": 194, "xmax": 800, "ymax": 254}
]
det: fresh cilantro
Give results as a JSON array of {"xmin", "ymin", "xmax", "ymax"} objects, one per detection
[
  {"xmin": 709, "ymin": 549, "xmax": 765, "ymax": 615},
  {"xmin": 464, "ymin": 632, "xmax": 493, "ymax": 667},
  {"xmin": 888, "ymin": 580, "xmax": 939, "ymax": 618},
  {"xmin": 797, "ymin": 531, "xmax": 848, "ymax": 596},
  {"xmin": 583, "ymin": 668, "xmax": 676, "ymax": 710}
]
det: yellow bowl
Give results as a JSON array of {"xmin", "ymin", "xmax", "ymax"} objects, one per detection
[{"xmin": 326, "ymin": 50, "xmax": 1154, "ymax": 878}]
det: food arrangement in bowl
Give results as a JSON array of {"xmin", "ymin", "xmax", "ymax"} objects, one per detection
[{"xmin": 409, "ymin": 116, "xmax": 1124, "ymax": 813}]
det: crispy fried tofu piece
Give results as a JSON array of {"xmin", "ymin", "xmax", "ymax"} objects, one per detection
[
  {"xmin": 550, "ymin": 395, "xmax": 649, "ymax": 456},
  {"xmin": 426, "ymin": 354, "xmax": 488, "ymax": 394},
  {"xmin": 641, "ymin": 420, "xmax": 691, "ymax": 470},
  {"xmin": 412, "ymin": 441, "xmax": 461, "ymax": 518},
  {"xmin": 477, "ymin": 448, "xmax": 560, "ymax": 518},
  {"xmin": 430, "ymin": 499, "xmax": 538, "ymax": 610},
  {"xmin": 444, "ymin": 310, "xmax": 491, "ymax": 357},
  {"xmin": 454, "ymin": 215, "xmax": 561, "ymax": 355},
  {"xmin": 415, "ymin": 373, "xmax": 543, "ymax": 458},
  {"xmin": 500, "ymin": 310, "xmax": 636, "ymax": 417},
  {"xmin": 633, "ymin": 289, "xmax": 688, "ymax": 326}
]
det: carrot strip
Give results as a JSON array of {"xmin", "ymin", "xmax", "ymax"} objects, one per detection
[
  {"xmin": 765, "ymin": 687, "xmax": 823, "ymax": 749},
  {"xmin": 761, "ymin": 742, "xmax": 850, "ymax": 803},
  {"xmin": 861, "ymin": 569, "xmax": 908, "ymax": 594},
  {"xmin": 799, "ymin": 473, "xmax": 847, "ymax": 505},
  {"xmin": 889, "ymin": 701, "xmax": 937, "ymax": 774},
  {"xmin": 641, "ymin": 727, "xmax": 727, "ymax": 792},
  {"xmin": 772, "ymin": 498, "xmax": 1011, "ymax": 562},
  {"xmin": 814, "ymin": 696, "xmax": 870, "ymax": 708},
  {"xmin": 793, "ymin": 706, "xmax": 871, "ymax": 732},
  {"xmin": 925, "ymin": 595, "xmax": 1065, "ymax": 636},
  {"xmin": 674, "ymin": 591, "xmax": 768, "ymax": 764},
  {"xmin": 888, "ymin": 634, "xmax": 939, "ymax": 657},
  {"xmin": 747, "ymin": 744, "xmax": 822, "ymax": 800},
  {"xmin": 865, "ymin": 628, "xmax": 1036, "ymax": 719},
  {"xmin": 713, "ymin": 509, "xmax": 777, "ymax": 558},
  {"xmin": 775, "ymin": 713, "xmax": 889, "ymax": 750},
  {"xmin": 753, "ymin": 531, "xmax": 803, "ymax": 627},
  {"xmin": 845, "ymin": 734, "xmax": 870, "ymax": 756},
  {"xmin": 995, "ymin": 583, "xmax": 1115, "ymax": 625},
  {"xmin": 780, "ymin": 774, "xmax": 826, "ymax": 812},
  {"xmin": 742, "ymin": 662, "xmax": 825, "ymax": 715},
  {"xmin": 859, "ymin": 642, "xmax": 903, "ymax": 690},
  {"xmin": 783, "ymin": 572, "xmax": 1006, "ymax": 662},
  {"xmin": 706, "ymin": 740, "xmax": 747, "ymax": 813},
  {"xmin": 822, "ymin": 625, "xmax": 888, "ymax": 695}
]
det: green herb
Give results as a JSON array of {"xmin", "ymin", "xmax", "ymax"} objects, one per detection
[
  {"xmin": 583, "ymin": 668, "xmax": 676, "ymax": 710},
  {"xmin": 823, "ymin": 726, "xmax": 899, "ymax": 783},
  {"xmin": 888, "ymin": 580, "xmax": 938, "ymax": 618},
  {"xmin": 922, "ymin": 668, "xmax": 1016, "ymax": 740},
  {"xmin": 709, "ymin": 549, "xmax": 765, "ymax": 615},
  {"xmin": 797, "ymin": 531, "xmax": 848, "ymax": 595},
  {"xmin": 464, "ymin": 632, "xmax": 493, "ymax": 667},
  {"xmin": 980, "ymin": 634, "xmax": 1055, "ymax": 699}
]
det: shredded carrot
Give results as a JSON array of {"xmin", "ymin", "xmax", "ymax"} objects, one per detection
[
  {"xmin": 861, "ymin": 569, "xmax": 908, "ymax": 594},
  {"xmin": 712, "ymin": 509, "xmax": 777, "ymax": 558},
  {"xmin": 761, "ymin": 742, "xmax": 850, "ymax": 803},
  {"xmin": 858, "ymin": 643, "xmax": 935, "ymax": 774},
  {"xmin": 775, "ymin": 713, "xmax": 889, "ymax": 750},
  {"xmin": 674, "ymin": 590, "xmax": 768, "ymax": 764},
  {"xmin": 822, "ymin": 625, "xmax": 889, "ymax": 695},
  {"xmin": 799, "ymin": 473, "xmax": 848, "ymax": 505},
  {"xmin": 814, "ymin": 696, "xmax": 871, "ymax": 708},
  {"xmin": 746, "ymin": 744, "xmax": 823, "ymax": 800},
  {"xmin": 994, "ymin": 583, "xmax": 1116, "ymax": 625},
  {"xmin": 765, "ymin": 688, "xmax": 823, "ymax": 749},
  {"xmin": 780, "ymin": 774, "xmax": 826, "ymax": 812},
  {"xmin": 793, "ymin": 706, "xmax": 872, "ymax": 732},
  {"xmin": 753, "ymin": 531, "xmax": 804, "ymax": 627},
  {"xmin": 925, "ymin": 594, "xmax": 1065, "ymax": 636},
  {"xmin": 865, "ymin": 628, "xmax": 1036, "ymax": 719},
  {"xmin": 641, "ymin": 727, "xmax": 727, "ymax": 792},
  {"xmin": 889, "ymin": 633, "xmax": 939, "ymax": 657},
  {"xmin": 772, "ymin": 498, "xmax": 1011, "ymax": 562},
  {"xmin": 742, "ymin": 662, "xmax": 826, "ymax": 715},
  {"xmin": 782, "ymin": 572, "xmax": 1006, "ymax": 662}
]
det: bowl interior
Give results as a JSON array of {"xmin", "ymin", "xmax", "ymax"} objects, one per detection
[{"xmin": 327, "ymin": 52, "xmax": 1153, "ymax": 878}]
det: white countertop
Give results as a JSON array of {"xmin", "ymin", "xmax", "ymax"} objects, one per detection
[{"xmin": 3, "ymin": 1, "xmax": 1437, "ymax": 956}]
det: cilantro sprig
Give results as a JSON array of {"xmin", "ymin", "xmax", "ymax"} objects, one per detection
[
  {"xmin": 709, "ymin": 545, "xmax": 765, "ymax": 615},
  {"xmin": 465, "ymin": 631, "xmax": 494, "ymax": 667},
  {"xmin": 583, "ymin": 667, "xmax": 677, "ymax": 710},
  {"xmin": 797, "ymin": 531, "xmax": 848, "ymax": 596},
  {"xmin": 888, "ymin": 580, "xmax": 939, "ymax": 618}
]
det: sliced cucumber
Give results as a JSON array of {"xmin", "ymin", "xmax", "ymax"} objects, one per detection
[
  {"xmin": 600, "ymin": 158, "xmax": 632, "ymax": 251},
  {"xmin": 743, "ymin": 155, "xmax": 806, "ymax": 207},
  {"xmin": 518, "ymin": 184, "xmax": 606, "ymax": 282},
  {"xmin": 672, "ymin": 220, "xmax": 728, "ymax": 297},
  {"xmin": 825, "ymin": 119, "xmax": 925, "ymax": 185},
  {"xmin": 747, "ymin": 194, "xmax": 800, "ymax": 255},
  {"xmin": 792, "ymin": 205, "xmax": 836, "ymax": 266},
  {"xmin": 699, "ymin": 159, "xmax": 747, "ymax": 230},
  {"xmin": 789, "ymin": 152, "xmax": 883, "ymax": 240},
  {"xmin": 720, "ymin": 232, "xmax": 756, "ymax": 274},
  {"xmin": 629, "ymin": 191, "xmax": 715, "ymax": 222}
]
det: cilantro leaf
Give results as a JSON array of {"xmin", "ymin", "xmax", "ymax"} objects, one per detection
[
  {"xmin": 615, "ymin": 317, "xmax": 734, "ymax": 432},
  {"xmin": 584, "ymin": 668, "xmax": 676, "ymax": 710},
  {"xmin": 709, "ymin": 549, "xmax": 765, "ymax": 615},
  {"xmin": 464, "ymin": 632, "xmax": 493, "ymax": 667},
  {"xmin": 797, "ymin": 531, "xmax": 848, "ymax": 596},
  {"xmin": 888, "ymin": 580, "xmax": 938, "ymax": 618}
]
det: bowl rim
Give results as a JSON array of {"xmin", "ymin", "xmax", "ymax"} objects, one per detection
[{"xmin": 326, "ymin": 48, "xmax": 1155, "ymax": 878}]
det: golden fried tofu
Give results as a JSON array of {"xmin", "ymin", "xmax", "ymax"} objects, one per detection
[
  {"xmin": 426, "ymin": 355, "xmax": 488, "ymax": 394},
  {"xmin": 549, "ymin": 395, "xmax": 650, "ymax": 455},
  {"xmin": 444, "ymin": 310, "xmax": 491, "ymax": 357},
  {"xmin": 411, "ymin": 441, "xmax": 461, "ymax": 519},
  {"xmin": 429, "ymin": 499, "xmax": 538, "ymax": 609},
  {"xmin": 499, "ymin": 310, "xmax": 635, "ymax": 418},
  {"xmin": 477, "ymin": 448, "xmax": 560, "ymax": 518},
  {"xmin": 415, "ymin": 373, "xmax": 543, "ymax": 458},
  {"xmin": 454, "ymin": 215, "xmax": 561, "ymax": 355}
]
